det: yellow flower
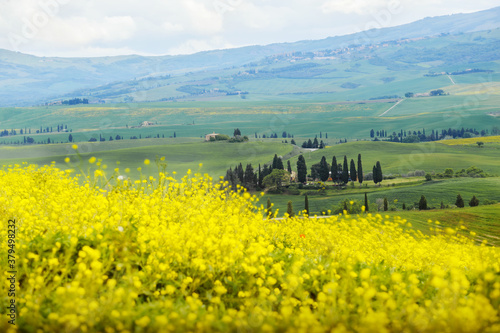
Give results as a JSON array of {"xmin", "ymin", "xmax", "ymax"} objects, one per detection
[
  {"xmin": 144, "ymin": 159, "xmax": 150, "ymax": 165},
  {"xmin": 64, "ymin": 157, "xmax": 70, "ymax": 163},
  {"xmin": 89, "ymin": 157, "xmax": 96, "ymax": 164},
  {"xmin": 72, "ymin": 144, "xmax": 78, "ymax": 150}
]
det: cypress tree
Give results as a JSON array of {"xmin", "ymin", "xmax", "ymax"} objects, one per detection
[
  {"xmin": 276, "ymin": 156, "xmax": 284, "ymax": 170},
  {"xmin": 319, "ymin": 156, "xmax": 329, "ymax": 182},
  {"xmin": 402, "ymin": 203, "xmax": 406, "ymax": 210},
  {"xmin": 350, "ymin": 159, "xmax": 357, "ymax": 182},
  {"xmin": 419, "ymin": 195, "xmax": 427, "ymax": 210},
  {"xmin": 258, "ymin": 164, "xmax": 263, "ymax": 188},
  {"xmin": 297, "ymin": 155, "xmax": 307, "ymax": 183},
  {"xmin": 331, "ymin": 156, "xmax": 338, "ymax": 183},
  {"xmin": 313, "ymin": 137, "xmax": 319, "ymax": 148},
  {"xmin": 357, "ymin": 154, "xmax": 363, "ymax": 186},
  {"xmin": 244, "ymin": 164, "xmax": 254, "ymax": 189},
  {"xmin": 455, "ymin": 194, "xmax": 464, "ymax": 208},
  {"xmin": 272, "ymin": 155, "xmax": 278, "ymax": 169},
  {"xmin": 383, "ymin": 197, "xmax": 388, "ymax": 211},
  {"xmin": 469, "ymin": 195, "xmax": 479, "ymax": 207},
  {"xmin": 287, "ymin": 201, "xmax": 294, "ymax": 218},
  {"xmin": 364, "ymin": 192, "xmax": 369, "ymax": 212},
  {"xmin": 287, "ymin": 160, "xmax": 292, "ymax": 173},
  {"xmin": 237, "ymin": 163, "xmax": 244, "ymax": 182},
  {"xmin": 375, "ymin": 161, "xmax": 383, "ymax": 185},
  {"xmin": 342, "ymin": 156, "xmax": 349, "ymax": 184},
  {"xmin": 304, "ymin": 194, "xmax": 309, "ymax": 216}
]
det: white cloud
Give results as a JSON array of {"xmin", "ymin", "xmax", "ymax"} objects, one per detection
[
  {"xmin": 162, "ymin": 22, "xmax": 184, "ymax": 34},
  {"xmin": 321, "ymin": 0, "xmax": 386, "ymax": 15},
  {"xmin": 182, "ymin": 0, "xmax": 224, "ymax": 34},
  {"xmin": 39, "ymin": 16, "xmax": 137, "ymax": 46}
]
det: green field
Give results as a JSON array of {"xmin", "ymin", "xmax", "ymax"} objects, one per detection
[
  {"xmin": 0, "ymin": 140, "xmax": 295, "ymax": 180},
  {"xmin": 263, "ymin": 177, "xmax": 500, "ymax": 213},
  {"xmin": 1, "ymin": 93, "xmax": 499, "ymax": 147}
]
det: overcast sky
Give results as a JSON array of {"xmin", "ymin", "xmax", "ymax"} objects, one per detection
[{"xmin": 0, "ymin": 0, "xmax": 498, "ymax": 57}]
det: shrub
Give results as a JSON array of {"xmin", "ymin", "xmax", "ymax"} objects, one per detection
[
  {"xmin": 469, "ymin": 195, "xmax": 479, "ymax": 207},
  {"xmin": 332, "ymin": 199, "xmax": 364, "ymax": 215},
  {"xmin": 425, "ymin": 173, "xmax": 432, "ymax": 181},
  {"xmin": 483, "ymin": 199, "xmax": 497, "ymax": 205}
]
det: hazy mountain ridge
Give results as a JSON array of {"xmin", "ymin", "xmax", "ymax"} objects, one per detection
[{"xmin": 1, "ymin": 6, "xmax": 499, "ymax": 106}]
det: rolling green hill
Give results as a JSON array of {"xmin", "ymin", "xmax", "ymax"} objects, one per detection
[{"xmin": 1, "ymin": 7, "xmax": 500, "ymax": 106}]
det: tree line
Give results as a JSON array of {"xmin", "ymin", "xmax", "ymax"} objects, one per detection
[
  {"xmin": 370, "ymin": 127, "xmax": 491, "ymax": 143},
  {"xmin": 0, "ymin": 124, "xmax": 71, "ymax": 137},
  {"xmin": 224, "ymin": 153, "xmax": 384, "ymax": 192}
]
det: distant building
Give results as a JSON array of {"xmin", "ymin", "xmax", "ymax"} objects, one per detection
[
  {"xmin": 205, "ymin": 132, "xmax": 219, "ymax": 141},
  {"xmin": 140, "ymin": 121, "xmax": 154, "ymax": 127}
]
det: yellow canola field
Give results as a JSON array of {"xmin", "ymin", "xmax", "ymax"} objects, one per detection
[
  {"xmin": 1, "ymin": 164, "xmax": 500, "ymax": 332},
  {"xmin": 439, "ymin": 135, "xmax": 500, "ymax": 145}
]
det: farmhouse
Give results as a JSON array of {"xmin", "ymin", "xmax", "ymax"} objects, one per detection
[
  {"xmin": 205, "ymin": 132, "xmax": 219, "ymax": 141},
  {"xmin": 140, "ymin": 121, "xmax": 154, "ymax": 127}
]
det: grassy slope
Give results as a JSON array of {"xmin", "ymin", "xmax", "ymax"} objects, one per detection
[
  {"xmin": 383, "ymin": 204, "xmax": 500, "ymax": 246},
  {"xmin": 263, "ymin": 177, "xmax": 500, "ymax": 215},
  {"xmin": 1, "ymin": 140, "xmax": 295, "ymax": 180},
  {"xmin": 288, "ymin": 140, "xmax": 500, "ymax": 175}
]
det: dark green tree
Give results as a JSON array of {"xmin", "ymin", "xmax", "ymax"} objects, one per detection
[
  {"xmin": 455, "ymin": 194, "xmax": 465, "ymax": 208},
  {"xmin": 297, "ymin": 155, "xmax": 307, "ymax": 183},
  {"xmin": 304, "ymin": 194, "xmax": 309, "ymax": 216},
  {"xmin": 236, "ymin": 163, "xmax": 244, "ymax": 182},
  {"xmin": 469, "ymin": 195, "xmax": 479, "ymax": 207},
  {"xmin": 384, "ymin": 197, "xmax": 388, "ymax": 211},
  {"xmin": 312, "ymin": 137, "xmax": 319, "ymax": 148},
  {"xmin": 258, "ymin": 164, "xmax": 263, "ymax": 188},
  {"xmin": 287, "ymin": 160, "xmax": 292, "ymax": 173},
  {"xmin": 364, "ymin": 192, "xmax": 369, "ymax": 212},
  {"xmin": 331, "ymin": 156, "xmax": 338, "ymax": 183},
  {"xmin": 419, "ymin": 195, "xmax": 427, "ymax": 210},
  {"xmin": 342, "ymin": 156, "xmax": 349, "ymax": 184},
  {"xmin": 357, "ymin": 154, "xmax": 363, "ymax": 186},
  {"xmin": 350, "ymin": 159, "xmax": 357, "ymax": 182},
  {"xmin": 272, "ymin": 154, "xmax": 284, "ymax": 170},
  {"xmin": 224, "ymin": 168, "xmax": 238, "ymax": 191},
  {"xmin": 287, "ymin": 201, "xmax": 294, "ymax": 218},
  {"xmin": 244, "ymin": 164, "xmax": 255, "ymax": 189},
  {"xmin": 68, "ymin": 133, "xmax": 73, "ymax": 142},
  {"xmin": 319, "ymin": 156, "xmax": 330, "ymax": 182},
  {"xmin": 373, "ymin": 161, "xmax": 383, "ymax": 185},
  {"xmin": 402, "ymin": 203, "xmax": 406, "ymax": 210},
  {"xmin": 234, "ymin": 128, "xmax": 241, "ymax": 136},
  {"xmin": 307, "ymin": 139, "xmax": 313, "ymax": 148}
]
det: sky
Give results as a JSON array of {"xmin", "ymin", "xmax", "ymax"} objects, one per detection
[{"xmin": 0, "ymin": 0, "xmax": 498, "ymax": 57}]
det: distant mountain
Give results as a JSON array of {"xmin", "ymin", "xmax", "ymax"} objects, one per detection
[{"xmin": 1, "ymin": 6, "xmax": 499, "ymax": 106}]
